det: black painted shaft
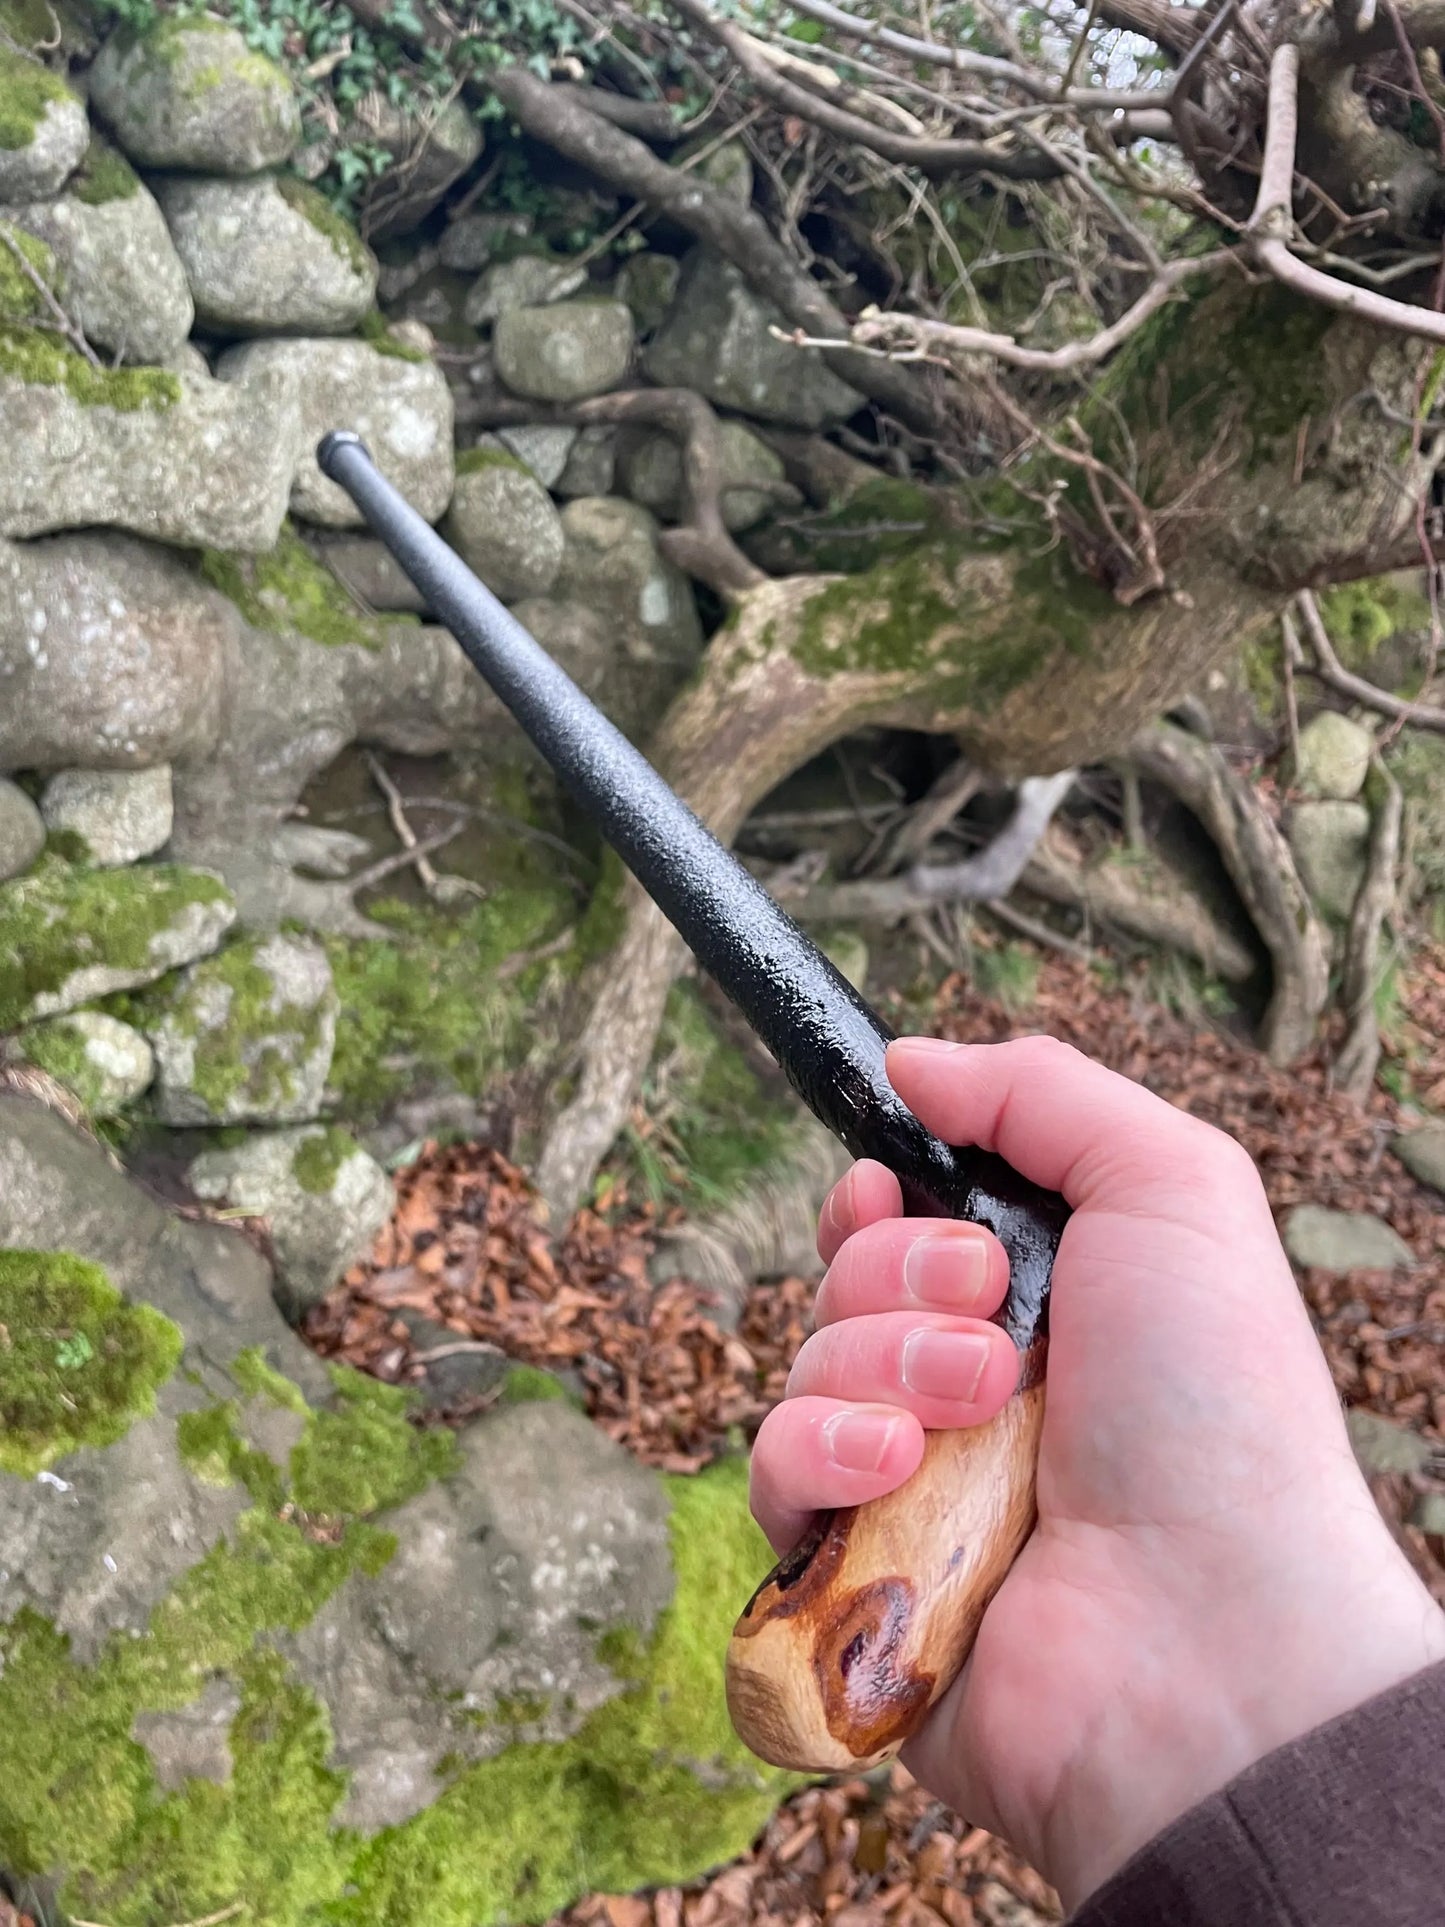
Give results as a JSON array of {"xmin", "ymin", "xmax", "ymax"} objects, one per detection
[{"xmin": 317, "ymin": 432, "xmax": 1067, "ymax": 1347}]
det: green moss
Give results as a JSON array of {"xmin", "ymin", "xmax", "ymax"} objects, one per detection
[
  {"xmin": 0, "ymin": 856, "xmax": 232, "ymax": 1031},
  {"xmin": 0, "ymin": 222, "xmax": 53, "ymax": 323},
  {"xmin": 133, "ymin": 935, "xmax": 327, "ymax": 1120},
  {"xmin": 336, "ymin": 1454, "xmax": 790, "ymax": 1926},
  {"xmin": 292, "ymin": 1124, "xmax": 358, "ymax": 1195},
  {"xmin": 0, "ymin": 41, "xmax": 70, "ymax": 151},
  {"xmin": 359, "ymin": 307, "xmax": 427, "ymax": 362},
  {"xmin": 199, "ymin": 523, "xmax": 393, "ymax": 651},
  {"xmin": 0, "ymin": 1249, "xmax": 182, "ymax": 1475},
  {"xmin": 571, "ymin": 846, "xmax": 629, "ymax": 963},
  {"xmin": 70, "ymin": 133, "xmax": 141, "ymax": 206},
  {"xmin": 455, "ymin": 442, "xmax": 533, "ymax": 479},
  {"xmin": 17, "ymin": 1011, "xmax": 143, "ymax": 1116},
  {"xmin": 230, "ymin": 1344, "xmax": 309, "ymax": 1412},
  {"xmin": 277, "ymin": 175, "xmax": 370, "ymax": 279},
  {"xmin": 289, "ymin": 1365, "xmax": 458, "ymax": 1518},
  {"xmin": 499, "ymin": 1362, "xmax": 571, "ymax": 1405},
  {"xmin": 1317, "ymin": 577, "xmax": 1432, "ymax": 669},
  {"xmin": 758, "ymin": 475, "xmax": 955, "ymax": 575},
  {"xmin": 0, "ymin": 325, "xmax": 180, "ymax": 409},
  {"xmin": 324, "ymin": 882, "xmax": 572, "ymax": 1120}
]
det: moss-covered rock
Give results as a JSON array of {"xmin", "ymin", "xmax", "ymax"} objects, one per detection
[
  {"xmin": 0, "ymin": 43, "xmax": 87, "ymax": 199},
  {"xmin": 88, "ymin": 17, "xmax": 301, "ymax": 176},
  {"xmin": 0, "ymin": 1101, "xmax": 790, "ymax": 1927},
  {"xmin": 188, "ymin": 1125, "xmax": 392, "ymax": 1317},
  {"xmin": 142, "ymin": 932, "xmax": 339, "ymax": 1126},
  {"xmin": 0, "ymin": 854, "xmax": 235, "ymax": 1028},
  {"xmin": 19, "ymin": 1008, "xmax": 155, "ymax": 1115},
  {"xmin": 0, "ymin": 1247, "xmax": 181, "ymax": 1474},
  {"xmin": 0, "ymin": 219, "xmax": 51, "ymax": 322},
  {"xmin": 199, "ymin": 521, "xmax": 394, "ymax": 650}
]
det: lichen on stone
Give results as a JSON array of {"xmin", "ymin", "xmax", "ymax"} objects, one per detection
[
  {"xmin": 198, "ymin": 523, "xmax": 393, "ymax": 651},
  {"xmin": 358, "ymin": 307, "xmax": 428, "ymax": 362},
  {"xmin": 454, "ymin": 441, "xmax": 534, "ymax": 479},
  {"xmin": 0, "ymin": 40, "xmax": 68, "ymax": 151},
  {"xmin": 0, "ymin": 324, "xmax": 180, "ymax": 411},
  {"xmin": 276, "ymin": 175, "xmax": 371, "ymax": 278},
  {"xmin": 0, "ymin": 1247, "xmax": 182, "ymax": 1475}
]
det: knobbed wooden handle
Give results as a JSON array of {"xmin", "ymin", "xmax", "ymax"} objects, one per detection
[{"xmin": 726, "ymin": 1345, "xmax": 1046, "ymax": 1772}]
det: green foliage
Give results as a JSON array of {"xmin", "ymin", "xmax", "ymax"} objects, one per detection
[
  {"xmin": 199, "ymin": 523, "xmax": 394, "ymax": 650},
  {"xmin": 1316, "ymin": 577, "xmax": 1432, "ymax": 670},
  {"xmin": 0, "ymin": 325, "xmax": 180, "ymax": 409},
  {"xmin": 0, "ymin": 856, "xmax": 232, "ymax": 1030},
  {"xmin": 0, "ymin": 1249, "xmax": 182, "ymax": 1475},
  {"xmin": 0, "ymin": 40, "xmax": 71, "ymax": 150}
]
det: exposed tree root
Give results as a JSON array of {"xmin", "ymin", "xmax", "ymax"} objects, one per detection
[
  {"xmin": 1122, "ymin": 721, "xmax": 1330, "ymax": 1062},
  {"xmin": 1335, "ymin": 761, "xmax": 1404, "ymax": 1101}
]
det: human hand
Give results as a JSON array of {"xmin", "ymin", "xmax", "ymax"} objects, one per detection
[{"xmin": 750, "ymin": 1036, "xmax": 1445, "ymax": 1909}]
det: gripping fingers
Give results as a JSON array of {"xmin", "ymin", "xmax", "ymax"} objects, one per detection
[
  {"xmin": 787, "ymin": 1311, "xmax": 1020, "ymax": 1431},
  {"xmin": 749, "ymin": 1396, "xmax": 925, "ymax": 1554},
  {"xmin": 813, "ymin": 1216, "xmax": 1009, "ymax": 1327}
]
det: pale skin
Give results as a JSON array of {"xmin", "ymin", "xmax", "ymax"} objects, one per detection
[{"xmin": 750, "ymin": 1036, "xmax": 1445, "ymax": 1913}]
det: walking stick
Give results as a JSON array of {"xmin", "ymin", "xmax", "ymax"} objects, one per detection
[{"xmin": 317, "ymin": 432, "xmax": 1069, "ymax": 1772}]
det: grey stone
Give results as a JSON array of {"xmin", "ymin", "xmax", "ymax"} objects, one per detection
[
  {"xmin": 0, "ymin": 775, "xmax": 43, "ymax": 880},
  {"xmin": 555, "ymin": 424, "xmax": 617, "ymax": 498},
  {"xmin": 41, "ymin": 763, "xmax": 174, "ymax": 866},
  {"xmin": 398, "ymin": 1311, "xmax": 509, "ymax": 1409},
  {"xmin": 1347, "ymin": 1407, "xmax": 1434, "ymax": 1479},
  {"xmin": 1282, "ymin": 1203, "xmax": 1416, "ymax": 1272},
  {"xmin": 1295, "ymin": 711, "xmax": 1373, "ymax": 800},
  {"xmin": 0, "ymin": 353, "xmax": 296, "ymax": 550},
  {"xmin": 615, "ymin": 251, "xmax": 680, "ymax": 334},
  {"xmin": 1288, "ymin": 799, "xmax": 1370, "ymax": 920},
  {"xmin": 0, "ymin": 1096, "xmax": 327, "ymax": 1663},
  {"xmin": 0, "ymin": 533, "xmax": 232, "ymax": 773},
  {"xmin": 496, "ymin": 423, "xmax": 578, "ymax": 489},
  {"xmin": 0, "ymin": 67, "xmax": 87, "ymax": 202},
  {"xmin": 619, "ymin": 417, "xmax": 791, "ymax": 532},
  {"xmin": 147, "ymin": 932, "xmax": 339, "ymax": 1125},
  {"xmin": 302, "ymin": 533, "xmax": 429, "ymax": 614},
  {"xmin": 438, "ymin": 209, "xmax": 531, "ymax": 273},
  {"xmin": 217, "ymin": 338, "xmax": 454, "ymax": 529},
  {"xmin": 291, "ymin": 1397, "xmax": 671, "ymax": 1830},
  {"xmin": 133, "ymin": 1677, "xmax": 242, "ymax": 1791},
  {"xmin": 693, "ymin": 138, "xmax": 753, "ymax": 207},
  {"xmin": 271, "ymin": 822, "xmax": 374, "ymax": 877},
  {"xmin": 494, "ymin": 300, "xmax": 634, "ymax": 403},
  {"xmin": 158, "ymin": 175, "xmax": 377, "ymax": 335},
  {"xmin": 443, "ymin": 457, "xmax": 565, "ymax": 602},
  {"xmin": 464, "ymin": 254, "xmax": 587, "ymax": 328},
  {"xmin": 0, "ymin": 860, "xmax": 237, "ymax": 1024},
  {"xmin": 554, "ymin": 496, "xmax": 702, "ymax": 670},
  {"xmin": 188, "ymin": 1125, "xmax": 393, "ymax": 1317},
  {"xmin": 352, "ymin": 95, "xmax": 483, "ymax": 238},
  {"xmin": 1393, "ymin": 1118, "xmax": 1445, "ymax": 1193},
  {"xmin": 9, "ymin": 169, "xmax": 193, "ymax": 360},
  {"xmin": 89, "ymin": 21, "xmax": 300, "ymax": 175},
  {"xmin": 20, "ymin": 1009, "xmax": 156, "ymax": 1115},
  {"xmin": 646, "ymin": 249, "xmax": 863, "ymax": 429}
]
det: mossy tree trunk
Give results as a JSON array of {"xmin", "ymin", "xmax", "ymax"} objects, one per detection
[{"xmin": 536, "ymin": 288, "xmax": 1439, "ymax": 1212}]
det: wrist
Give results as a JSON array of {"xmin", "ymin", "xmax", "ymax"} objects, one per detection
[{"xmin": 1042, "ymin": 1514, "xmax": 1445, "ymax": 1910}]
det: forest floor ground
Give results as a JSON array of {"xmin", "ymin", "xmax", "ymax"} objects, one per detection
[{"xmin": 303, "ymin": 940, "xmax": 1445, "ymax": 1927}]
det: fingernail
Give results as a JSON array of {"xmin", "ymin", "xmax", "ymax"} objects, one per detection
[
  {"xmin": 823, "ymin": 1410, "xmax": 902, "ymax": 1473},
  {"xmin": 903, "ymin": 1233, "xmax": 989, "ymax": 1309},
  {"xmin": 901, "ymin": 1329, "xmax": 991, "ymax": 1401},
  {"xmin": 890, "ymin": 1037, "xmax": 967, "ymax": 1058}
]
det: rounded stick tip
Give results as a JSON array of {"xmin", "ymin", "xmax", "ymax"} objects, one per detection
[{"xmin": 317, "ymin": 429, "xmax": 370, "ymax": 479}]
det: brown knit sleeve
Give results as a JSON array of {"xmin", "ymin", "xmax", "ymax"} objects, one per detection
[{"xmin": 1069, "ymin": 1660, "xmax": 1445, "ymax": 1927}]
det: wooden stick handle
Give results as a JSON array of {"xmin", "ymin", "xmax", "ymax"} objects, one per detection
[{"xmin": 727, "ymin": 1347, "xmax": 1046, "ymax": 1772}]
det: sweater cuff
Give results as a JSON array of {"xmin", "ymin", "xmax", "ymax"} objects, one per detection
[{"xmin": 1070, "ymin": 1659, "xmax": 1445, "ymax": 1927}]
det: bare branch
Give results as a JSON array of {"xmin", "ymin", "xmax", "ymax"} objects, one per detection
[
  {"xmin": 1249, "ymin": 45, "xmax": 1445, "ymax": 344},
  {"xmin": 1295, "ymin": 589, "xmax": 1445, "ymax": 732}
]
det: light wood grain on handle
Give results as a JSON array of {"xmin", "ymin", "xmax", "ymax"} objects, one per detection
[{"xmin": 726, "ymin": 1355, "xmax": 1046, "ymax": 1773}]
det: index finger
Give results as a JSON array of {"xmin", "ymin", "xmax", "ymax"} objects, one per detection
[{"xmin": 886, "ymin": 1034, "xmax": 1261, "ymax": 1218}]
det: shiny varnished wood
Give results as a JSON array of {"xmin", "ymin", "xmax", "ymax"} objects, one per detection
[{"xmin": 726, "ymin": 1356, "xmax": 1046, "ymax": 1772}]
